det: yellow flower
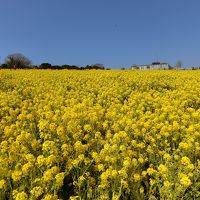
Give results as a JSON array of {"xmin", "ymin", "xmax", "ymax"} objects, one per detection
[
  {"xmin": 42, "ymin": 140, "xmax": 56, "ymax": 154},
  {"xmin": 12, "ymin": 190, "xmax": 18, "ymax": 198},
  {"xmin": 72, "ymin": 159, "xmax": 79, "ymax": 167},
  {"xmin": 98, "ymin": 164, "xmax": 104, "ymax": 171},
  {"xmin": 12, "ymin": 170, "xmax": 22, "ymax": 182},
  {"xmin": 147, "ymin": 168, "xmax": 156, "ymax": 175},
  {"xmin": 46, "ymin": 155, "xmax": 56, "ymax": 166},
  {"xmin": 150, "ymin": 178, "xmax": 156, "ymax": 186},
  {"xmin": 37, "ymin": 155, "xmax": 46, "ymax": 166},
  {"xmin": 121, "ymin": 180, "xmax": 129, "ymax": 189},
  {"xmin": 142, "ymin": 171, "xmax": 147, "ymax": 177},
  {"xmin": 15, "ymin": 191, "xmax": 28, "ymax": 200},
  {"xmin": 174, "ymin": 154, "xmax": 179, "ymax": 160},
  {"xmin": 112, "ymin": 194, "xmax": 121, "ymax": 200},
  {"xmin": 83, "ymin": 124, "xmax": 92, "ymax": 132},
  {"xmin": 0, "ymin": 141, "xmax": 8, "ymax": 152},
  {"xmin": 25, "ymin": 153, "xmax": 35, "ymax": 163},
  {"xmin": 118, "ymin": 169, "xmax": 128, "ymax": 178},
  {"xmin": 138, "ymin": 157, "xmax": 144, "ymax": 164},
  {"xmin": 181, "ymin": 156, "xmax": 191, "ymax": 165},
  {"xmin": 79, "ymin": 175, "xmax": 85, "ymax": 182},
  {"xmin": 111, "ymin": 170, "xmax": 118, "ymax": 177},
  {"xmin": 43, "ymin": 170, "xmax": 54, "ymax": 182},
  {"xmin": 187, "ymin": 164, "xmax": 194, "ymax": 171},
  {"xmin": 158, "ymin": 164, "xmax": 168, "ymax": 174},
  {"xmin": 55, "ymin": 172, "xmax": 65, "ymax": 187},
  {"xmin": 31, "ymin": 186, "xmax": 43, "ymax": 198},
  {"xmin": 163, "ymin": 180, "xmax": 171, "ymax": 188},
  {"xmin": 0, "ymin": 179, "xmax": 6, "ymax": 189},
  {"xmin": 49, "ymin": 123, "xmax": 57, "ymax": 131},
  {"xmin": 100, "ymin": 172, "xmax": 109, "ymax": 181},
  {"xmin": 180, "ymin": 174, "xmax": 191, "ymax": 187},
  {"xmin": 22, "ymin": 162, "xmax": 32, "ymax": 175},
  {"xmin": 133, "ymin": 173, "xmax": 141, "ymax": 182},
  {"xmin": 139, "ymin": 187, "xmax": 144, "ymax": 194},
  {"xmin": 179, "ymin": 142, "xmax": 189, "ymax": 149},
  {"xmin": 163, "ymin": 153, "xmax": 171, "ymax": 161},
  {"xmin": 42, "ymin": 194, "xmax": 59, "ymax": 200},
  {"xmin": 123, "ymin": 157, "xmax": 131, "ymax": 168},
  {"xmin": 132, "ymin": 158, "xmax": 138, "ymax": 166},
  {"xmin": 78, "ymin": 154, "xmax": 85, "ymax": 162},
  {"xmin": 69, "ymin": 196, "xmax": 79, "ymax": 200},
  {"xmin": 119, "ymin": 145, "xmax": 126, "ymax": 152},
  {"xmin": 74, "ymin": 141, "xmax": 85, "ymax": 153}
]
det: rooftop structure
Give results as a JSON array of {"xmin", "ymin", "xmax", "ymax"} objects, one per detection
[{"xmin": 131, "ymin": 62, "xmax": 171, "ymax": 70}]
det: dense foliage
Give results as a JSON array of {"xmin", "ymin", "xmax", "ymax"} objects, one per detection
[{"xmin": 0, "ymin": 70, "xmax": 200, "ymax": 200}]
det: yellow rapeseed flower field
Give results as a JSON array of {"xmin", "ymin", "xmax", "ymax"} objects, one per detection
[{"xmin": 0, "ymin": 69, "xmax": 200, "ymax": 200}]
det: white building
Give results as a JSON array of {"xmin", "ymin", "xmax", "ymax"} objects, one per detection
[{"xmin": 132, "ymin": 62, "xmax": 171, "ymax": 70}]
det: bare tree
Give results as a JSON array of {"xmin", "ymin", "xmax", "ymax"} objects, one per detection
[{"xmin": 5, "ymin": 53, "xmax": 32, "ymax": 69}]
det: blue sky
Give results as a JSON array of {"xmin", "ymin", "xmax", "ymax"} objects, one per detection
[{"xmin": 0, "ymin": 0, "xmax": 200, "ymax": 68}]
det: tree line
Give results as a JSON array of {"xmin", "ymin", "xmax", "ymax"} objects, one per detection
[{"xmin": 0, "ymin": 53, "xmax": 110, "ymax": 70}]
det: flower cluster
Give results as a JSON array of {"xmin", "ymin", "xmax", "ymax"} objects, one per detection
[{"xmin": 0, "ymin": 70, "xmax": 200, "ymax": 199}]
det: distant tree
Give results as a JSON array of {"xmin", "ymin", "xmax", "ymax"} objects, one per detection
[
  {"xmin": 61, "ymin": 65, "xmax": 70, "ymax": 69},
  {"xmin": 37, "ymin": 63, "xmax": 106, "ymax": 70},
  {"xmin": 39, "ymin": 63, "xmax": 52, "ymax": 69},
  {"xmin": 85, "ymin": 65, "xmax": 93, "ymax": 70},
  {"xmin": 51, "ymin": 65, "xmax": 62, "ymax": 70},
  {"xmin": 5, "ymin": 53, "xmax": 32, "ymax": 69},
  {"xmin": 175, "ymin": 60, "xmax": 182, "ymax": 69},
  {"xmin": 1, "ymin": 63, "xmax": 8, "ymax": 69},
  {"xmin": 94, "ymin": 63, "xmax": 105, "ymax": 70},
  {"xmin": 85, "ymin": 63, "xmax": 105, "ymax": 70},
  {"xmin": 70, "ymin": 65, "xmax": 80, "ymax": 70}
]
